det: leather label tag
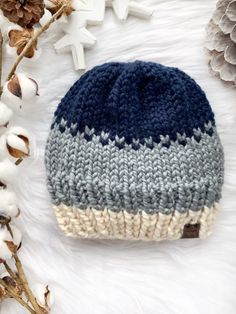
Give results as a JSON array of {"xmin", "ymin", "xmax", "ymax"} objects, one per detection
[{"xmin": 182, "ymin": 223, "xmax": 200, "ymax": 239}]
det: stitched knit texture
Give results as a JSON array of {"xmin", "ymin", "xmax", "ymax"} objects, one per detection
[{"xmin": 45, "ymin": 61, "xmax": 224, "ymax": 241}]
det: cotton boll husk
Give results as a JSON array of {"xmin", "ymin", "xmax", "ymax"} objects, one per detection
[
  {"xmin": 32, "ymin": 284, "xmax": 54, "ymax": 309},
  {"xmin": 10, "ymin": 225, "xmax": 22, "ymax": 248},
  {"xmin": 0, "ymin": 101, "xmax": 13, "ymax": 127},
  {"xmin": 6, "ymin": 134, "xmax": 29, "ymax": 155},
  {"xmin": 0, "ymin": 190, "xmax": 19, "ymax": 218},
  {"xmin": 0, "ymin": 159, "xmax": 18, "ymax": 184},
  {"xmin": 2, "ymin": 74, "xmax": 39, "ymax": 111}
]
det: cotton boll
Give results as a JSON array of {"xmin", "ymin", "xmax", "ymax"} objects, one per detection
[
  {"xmin": 2, "ymin": 74, "xmax": 39, "ymax": 110},
  {"xmin": 0, "ymin": 190, "xmax": 19, "ymax": 218},
  {"xmin": 32, "ymin": 284, "xmax": 54, "ymax": 310},
  {"xmin": 7, "ymin": 126, "xmax": 30, "ymax": 157},
  {"xmin": 39, "ymin": 9, "xmax": 52, "ymax": 26},
  {"xmin": 7, "ymin": 126, "xmax": 30, "ymax": 138},
  {"xmin": 0, "ymin": 135, "xmax": 8, "ymax": 159},
  {"xmin": 0, "ymin": 101, "xmax": 13, "ymax": 127},
  {"xmin": 0, "ymin": 241, "xmax": 13, "ymax": 262},
  {"xmin": 1, "ymin": 82, "xmax": 22, "ymax": 110},
  {"xmin": 0, "ymin": 159, "xmax": 18, "ymax": 185},
  {"xmin": 18, "ymin": 74, "xmax": 39, "ymax": 100},
  {"xmin": 6, "ymin": 134, "xmax": 29, "ymax": 156},
  {"xmin": 0, "ymin": 127, "xmax": 30, "ymax": 159}
]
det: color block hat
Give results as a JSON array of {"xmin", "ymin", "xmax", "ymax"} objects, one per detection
[{"xmin": 45, "ymin": 61, "xmax": 224, "ymax": 241}]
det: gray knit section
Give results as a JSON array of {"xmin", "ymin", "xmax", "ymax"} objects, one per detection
[{"xmin": 45, "ymin": 124, "xmax": 224, "ymax": 215}]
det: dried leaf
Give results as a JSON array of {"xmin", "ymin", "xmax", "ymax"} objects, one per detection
[
  {"xmin": 7, "ymin": 144, "xmax": 29, "ymax": 158},
  {"xmin": 7, "ymin": 74, "xmax": 22, "ymax": 99},
  {"xmin": 8, "ymin": 28, "xmax": 37, "ymax": 58},
  {"xmin": 2, "ymin": 276, "xmax": 22, "ymax": 295},
  {"xmin": 3, "ymin": 276, "xmax": 17, "ymax": 288},
  {"xmin": 29, "ymin": 78, "xmax": 39, "ymax": 96},
  {"xmin": 18, "ymin": 135, "xmax": 29, "ymax": 146}
]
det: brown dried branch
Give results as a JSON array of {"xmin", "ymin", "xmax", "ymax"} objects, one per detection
[
  {"xmin": 14, "ymin": 254, "xmax": 42, "ymax": 313},
  {"xmin": 3, "ymin": 261, "xmax": 18, "ymax": 282},
  {"xmin": 0, "ymin": 30, "xmax": 3, "ymax": 95},
  {"xmin": 0, "ymin": 278, "xmax": 35, "ymax": 314},
  {"xmin": 6, "ymin": 223, "xmax": 42, "ymax": 313},
  {"xmin": 7, "ymin": 4, "xmax": 67, "ymax": 81}
]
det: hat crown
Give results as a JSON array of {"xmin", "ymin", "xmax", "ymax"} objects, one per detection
[{"xmin": 53, "ymin": 61, "xmax": 214, "ymax": 144}]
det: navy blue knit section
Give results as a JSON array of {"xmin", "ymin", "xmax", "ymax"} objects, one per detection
[{"xmin": 52, "ymin": 61, "xmax": 215, "ymax": 143}]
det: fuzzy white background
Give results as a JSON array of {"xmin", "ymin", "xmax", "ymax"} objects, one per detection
[{"xmin": 1, "ymin": 0, "xmax": 236, "ymax": 313}]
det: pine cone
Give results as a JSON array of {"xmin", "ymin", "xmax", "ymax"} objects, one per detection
[
  {"xmin": 0, "ymin": 0, "xmax": 45, "ymax": 28},
  {"xmin": 206, "ymin": 0, "xmax": 236, "ymax": 84}
]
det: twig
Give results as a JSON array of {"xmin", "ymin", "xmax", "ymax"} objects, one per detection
[
  {"xmin": 0, "ymin": 29, "xmax": 3, "ymax": 95},
  {"xmin": 3, "ymin": 261, "xmax": 23, "ymax": 289},
  {"xmin": 4, "ymin": 261, "xmax": 18, "ymax": 281},
  {"xmin": 7, "ymin": 4, "xmax": 67, "ymax": 81},
  {"xmin": 0, "ymin": 278, "xmax": 36, "ymax": 314},
  {"xmin": 14, "ymin": 254, "xmax": 42, "ymax": 314},
  {"xmin": 6, "ymin": 223, "xmax": 42, "ymax": 313}
]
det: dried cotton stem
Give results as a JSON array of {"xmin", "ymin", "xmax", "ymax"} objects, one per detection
[
  {"xmin": 0, "ymin": 30, "xmax": 3, "ymax": 94},
  {"xmin": 4, "ymin": 261, "xmax": 19, "ymax": 282},
  {"xmin": 14, "ymin": 254, "xmax": 43, "ymax": 314},
  {"xmin": 0, "ymin": 278, "xmax": 35, "ymax": 314},
  {"xmin": 6, "ymin": 223, "xmax": 42, "ymax": 313},
  {"xmin": 7, "ymin": 4, "xmax": 67, "ymax": 81}
]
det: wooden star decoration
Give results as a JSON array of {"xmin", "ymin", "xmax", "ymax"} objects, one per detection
[
  {"xmin": 54, "ymin": 0, "xmax": 153, "ymax": 70},
  {"xmin": 106, "ymin": 0, "xmax": 153, "ymax": 21}
]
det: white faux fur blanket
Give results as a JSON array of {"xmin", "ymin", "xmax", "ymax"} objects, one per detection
[{"xmin": 1, "ymin": 0, "xmax": 236, "ymax": 313}]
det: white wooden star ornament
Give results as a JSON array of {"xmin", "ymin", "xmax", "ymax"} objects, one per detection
[
  {"xmin": 53, "ymin": 0, "xmax": 154, "ymax": 70},
  {"xmin": 106, "ymin": 0, "xmax": 153, "ymax": 21}
]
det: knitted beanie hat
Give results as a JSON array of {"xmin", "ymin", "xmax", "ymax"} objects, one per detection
[{"xmin": 45, "ymin": 61, "xmax": 224, "ymax": 241}]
